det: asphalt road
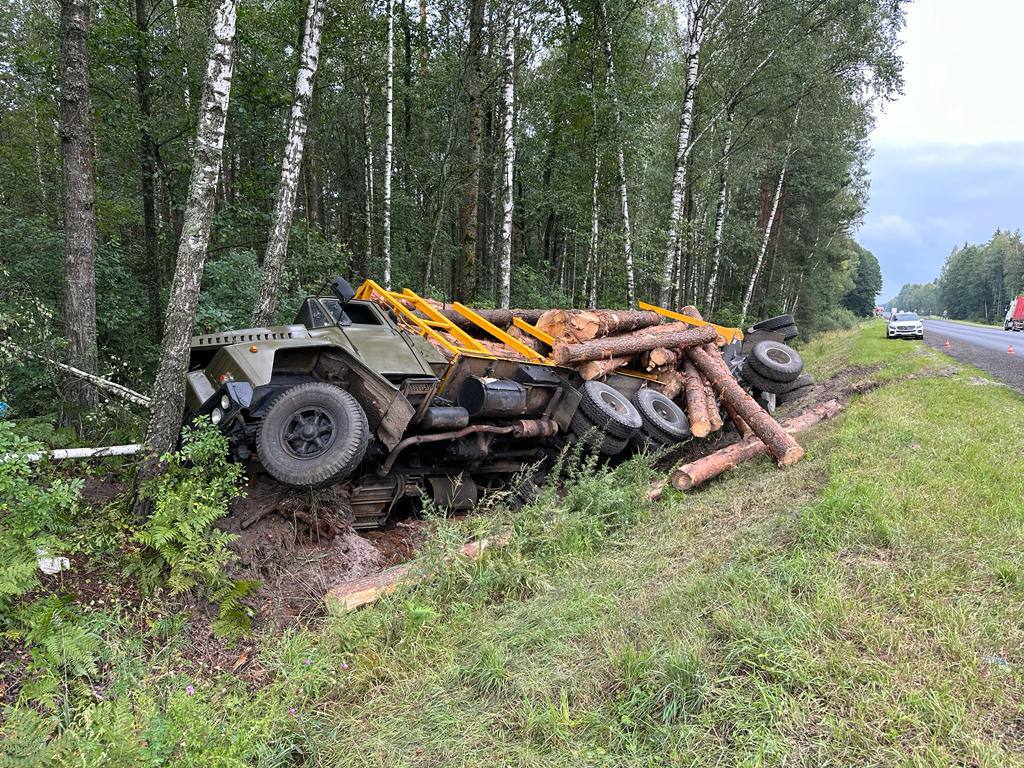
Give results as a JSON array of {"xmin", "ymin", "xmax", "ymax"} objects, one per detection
[{"xmin": 919, "ymin": 318, "xmax": 1024, "ymax": 393}]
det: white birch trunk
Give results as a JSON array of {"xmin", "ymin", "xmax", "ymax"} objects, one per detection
[
  {"xmin": 169, "ymin": 0, "xmax": 192, "ymax": 113},
  {"xmin": 252, "ymin": 0, "xmax": 325, "ymax": 325},
  {"xmin": 382, "ymin": 0, "xmax": 395, "ymax": 288},
  {"xmin": 704, "ymin": 109, "xmax": 733, "ymax": 309},
  {"xmin": 740, "ymin": 162, "xmax": 786, "ymax": 323},
  {"xmin": 498, "ymin": 22, "xmax": 516, "ymax": 309},
  {"xmin": 361, "ymin": 82, "xmax": 376, "ymax": 273},
  {"xmin": 586, "ymin": 142, "xmax": 600, "ymax": 310},
  {"xmin": 659, "ymin": 7, "xmax": 704, "ymax": 305},
  {"xmin": 598, "ymin": 0, "xmax": 635, "ymax": 308},
  {"xmin": 143, "ymin": 0, "xmax": 237, "ymax": 455}
]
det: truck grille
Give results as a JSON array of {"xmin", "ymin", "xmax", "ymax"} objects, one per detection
[{"xmin": 191, "ymin": 325, "xmax": 309, "ymax": 348}]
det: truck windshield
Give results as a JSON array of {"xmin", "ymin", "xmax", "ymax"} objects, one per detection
[{"xmin": 893, "ymin": 313, "xmax": 919, "ymax": 321}]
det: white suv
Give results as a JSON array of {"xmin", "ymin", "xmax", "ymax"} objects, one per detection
[{"xmin": 887, "ymin": 312, "xmax": 924, "ymax": 339}]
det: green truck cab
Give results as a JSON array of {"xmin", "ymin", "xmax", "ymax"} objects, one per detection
[{"xmin": 185, "ymin": 277, "xmax": 692, "ymax": 528}]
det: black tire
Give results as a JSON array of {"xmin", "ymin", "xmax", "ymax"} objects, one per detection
[
  {"xmin": 777, "ymin": 386, "xmax": 812, "ymax": 405},
  {"xmin": 632, "ymin": 388, "xmax": 690, "ymax": 443},
  {"xmin": 577, "ymin": 380, "xmax": 642, "ymax": 440},
  {"xmin": 570, "ymin": 411, "xmax": 629, "ymax": 455},
  {"xmin": 751, "ymin": 314, "xmax": 795, "ymax": 332},
  {"xmin": 782, "ymin": 372, "xmax": 814, "ymax": 392},
  {"xmin": 776, "ymin": 324, "xmax": 799, "ymax": 342},
  {"xmin": 739, "ymin": 363, "xmax": 791, "ymax": 395},
  {"xmin": 257, "ymin": 382, "xmax": 369, "ymax": 488},
  {"xmin": 747, "ymin": 340, "xmax": 803, "ymax": 383}
]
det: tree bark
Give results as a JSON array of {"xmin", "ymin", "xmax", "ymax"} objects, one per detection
[
  {"xmin": 680, "ymin": 358, "xmax": 710, "ymax": 437},
  {"xmin": 498, "ymin": 19, "xmax": 516, "ymax": 308},
  {"xmin": 360, "ymin": 80, "xmax": 375, "ymax": 277},
  {"xmin": 596, "ymin": 0, "xmax": 635, "ymax": 308},
  {"xmin": 686, "ymin": 345, "xmax": 804, "ymax": 466},
  {"xmin": 659, "ymin": 7, "xmax": 704, "ymax": 305},
  {"xmin": 740, "ymin": 162, "xmax": 785, "ymax": 324},
  {"xmin": 381, "ymin": 0, "xmax": 395, "ymax": 288},
  {"xmin": 252, "ymin": 0, "xmax": 325, "ymax": 325},
  {"xmin": 142, "ymin": 0, "xmax": 237, "ymax": 458},
  {"xmin": 552, "ymin": 324, "xmax": 716, "ymax": 366},
  {"xmin": 457, "ymin": 0, "xmax": 485, "ymax": 300},
  {"xmin": 704, "ymin": 106, "xmax": 733, "ymax": 309},
  {"xmin": 536, "ymin": 308, "xmax": 661, "ymax": 343},
  {"xmin": 578, "ymin": 355, "xmax": 632, "ymax": 380},
  {"xmin": 59, "ymin": 0, "xmax": 99, "ymax": 422},
  {"xmin": 586, "ymin": 105, "xmax": 600, "ymax": 309},
  {"xmin": 671, "ymin": 399, "xmax": 842, "ymax": 491}
]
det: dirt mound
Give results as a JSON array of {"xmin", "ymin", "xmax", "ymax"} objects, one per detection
[{"xmin": 222, "ymin": 477, "xmax": 426, "ymax": 627}]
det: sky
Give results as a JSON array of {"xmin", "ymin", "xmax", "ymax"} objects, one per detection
[{"xmin": 859, "ymin": 0, "xmax": 1024, "ymax": 301}]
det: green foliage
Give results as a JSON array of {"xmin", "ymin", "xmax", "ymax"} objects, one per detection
[
  {"xmin": 843, "ymin": 245, "xmax": 883, "ymax": 316},
  {"xmin": 136, "ymin": 419, "xmax": 254, "ymax": 637},
  {"xmin": 0, "ymin": 422, "xmax": 81, "ymax": 616}
]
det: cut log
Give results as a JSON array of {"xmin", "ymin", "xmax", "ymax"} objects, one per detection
[
  {"xmin": 420, "ymin": 301, "xmax": 544, "ymax": 332},
  {"xmin": 507, "ymin": 323, "xmax": 548, "ymax": 354},
  {"xmin": 552, "ymin": 324, "xmax": 716, "ymax": 366},
  {"xmin": 670, "ymin": 399, "xmax": 843, "ymax": 491},
  {"xmin": 686, "ymin": 344, "xmax": 804, "ymax": 466},
  {"xmin": 640, "ymin": 347, "xmax": 679, "ymax": 371},
  {"xmin": 578, "ymin": 355, "xmax": 632, "ymax": 380},
  {"xmin": 681, "ymin": 359, "xmax": 711, "ymax": 437},
  {"xmin": 655, "ymin": 367, "xmax": 684, "ymax": 399},
  {"xmin": 704, "ymin": 379, "xmax": 724, "ymax": 432},
  {"xmin": 326, "ymin": 530, "xmax": 511, "ymax": 612},
  {"xmin": 537, "ymin": 308, "xmax": 661, "ymax": 343},
  {"xmin": 722, "ymin": 399, "xmax": 751, "ymax": 438}
]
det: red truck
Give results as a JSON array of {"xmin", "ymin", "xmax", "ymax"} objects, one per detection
[{"xmin": 1004, "ymin": 296, "xmax": 1024, "ymax": 332}]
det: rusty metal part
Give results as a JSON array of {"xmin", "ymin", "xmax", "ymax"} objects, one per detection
[{"xmin": 379, "ymin": 418, "xmax": 558, "ymax": 475}]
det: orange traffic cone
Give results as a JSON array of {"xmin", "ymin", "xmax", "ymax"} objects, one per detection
[
  {"xmin": 943, "ymin": 339, "xmax": 951, "ymax": 348},
  {"xmin": 1009, "ymin": 345, "xmax": 1015, "ymax": 355}
]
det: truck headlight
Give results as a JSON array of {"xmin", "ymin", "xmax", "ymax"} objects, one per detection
[
  {"xmin": 220, "ymin": 394, "xmax": 231, "ymax": 410},
  {"xmin": 211, "ymin": 407, "xmax": 224, "ymax": 425}
]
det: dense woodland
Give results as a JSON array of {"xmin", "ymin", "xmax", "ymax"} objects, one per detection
[
  {"xmin": 1, "ymin": 0, "xmax": 899, "ymax": 444},
  {"xmin": 890, "ymin": 230, "xmax": 1024, "ymax": 322}
]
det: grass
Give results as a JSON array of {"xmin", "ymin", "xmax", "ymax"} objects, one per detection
[{"xmin": 5, "ymin": 319, "xmax": 1024, "ymax": 766}]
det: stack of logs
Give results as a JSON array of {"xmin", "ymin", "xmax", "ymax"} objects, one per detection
[{"xmin": 532, "ymin": 307, "xmax": 805, "ymax": 470}]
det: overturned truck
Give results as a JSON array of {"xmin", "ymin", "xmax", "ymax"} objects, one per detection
[{"xmin": 185, "ymin": 277, "xmax": 801, "ymax": 529}]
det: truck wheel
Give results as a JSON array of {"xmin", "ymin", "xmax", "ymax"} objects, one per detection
[
  {"xmin": 570, "ymin": 411, "xmax": 629, "ymax": 455},
  {"xmin": 257, "ymin": 382, "xmax": 369, "ymax": 489},
  {"xmin": 751, "ymin": 314, "xmax": 795, "ymax": 332},
  {"xmin": 775, "ymin": 324, "xmax": 799, "ymax": 342},
  {"xmin": 632, "ymin": 388, "xmax": 690, "ymax": 444},
  {"xmin": 747, "ymin": 340, "xmax": 803, "ymax": 383},
  {"xmin": 577, "ymin": 380, "xmax": 642, "ymax": 439},
  {"xmin": 740, "ymin": 363, "xmax": 791, "ymax": 395}
]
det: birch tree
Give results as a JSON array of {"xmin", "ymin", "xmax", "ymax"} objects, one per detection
[
  {"xmin": 740, "ymin": 163, "xmax": 786, "ymax": 323},
  {"xmin": 252, "ymin": 0, "xmax": 326, "ymax": 325},
  {"xmin": 381, "ymin": 0, "xmax": 395, "ymax": 288},
  {"xmin": 143, "ymin": 0, "xmax": 238, "ymax": 457},
  {"xmin": 659, "ymin": 2, "xmax": 705, "ymax": 305},
  {"xmin": 497, "ymin": 16, "xmax": 516, "ymax": 309},
  {"xmin": 704, "ymin": 106, "xmax": 733, "ymax": 309},
  {"xmin": 596, "ymin": 0, "xmax": 635, "ymax": 308},
  {"xmin": 361, "ymin": 81, "xmax": 376, "ymax": 276},
  {"xmin": 58, "ymin": 0, "xmax": 98, "ymax": 422}
]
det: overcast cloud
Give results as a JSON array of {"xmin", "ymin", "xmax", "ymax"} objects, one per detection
[{"xmin": 859, "ymin": 0, "xmax": 1024, "ymax": 300}]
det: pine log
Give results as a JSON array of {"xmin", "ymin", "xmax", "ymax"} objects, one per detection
[
  {"xmin": 681, "ymin": 359, "xmax": 711, "ymax": 437},
  {"xmin": 686, "ymin": 345, "xmax": 804, "ymax": 466},
  {"xmin": 722, "ymin": 399, "xmax": 751, "ymax": 438},
  {"xmin": 537, "ymin": 308, "xmax": 661, "ymax": 343},
  {"xmin": 507, "ymin": 323, "xmax": 548, "ymax": 354},
  {"xmin": 421, "ymin": 300, "xmax": 544, "ymax": 331},
  {"xmin": 705, "ymin": 379, "xmax": 724, "ymax": 432},
  {"xmin": 640, "ymin": 347, "xmax": 679, "ymax": 371},
  {"xmin": 578, "ymin": 355, "xmax": 632, "ymax": 380},
  {"xmin": 670, "ymin": 399, "xmax": 843, "ymax": 490},
  {"xmin": 656, "ymin": 367, "xmax": 684, "ymax": 399},
  {"xmin": 552, "ymin": 324, "xmax": 717, "ymax": 366}
]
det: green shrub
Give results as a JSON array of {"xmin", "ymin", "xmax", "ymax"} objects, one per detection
[
  {"xmin": 0, "ymin": 422, "xmax": 81, "ymax": 617},
  {"xmin": 136, "ymin": 420, "xmax": 257, "ymax": 637}
]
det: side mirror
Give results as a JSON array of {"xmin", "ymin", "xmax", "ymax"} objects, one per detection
[{"xmin": 330, "ymin": 276, "xmax": 356, "ymax": 304}]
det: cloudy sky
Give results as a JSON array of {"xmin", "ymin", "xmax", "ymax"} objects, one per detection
[{"xmin": 859, "ymin": 0, "xmax": 1024, "ymax": 300}]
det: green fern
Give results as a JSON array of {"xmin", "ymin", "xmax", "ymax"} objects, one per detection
[{"xmin": 136, "ymin": 420, "xmax": 255, "ymax": 637}]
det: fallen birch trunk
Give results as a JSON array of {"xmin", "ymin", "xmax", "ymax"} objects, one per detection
[
  {"xmin": 687, "ymin": 345, "xmax": 804, "ymax": 465},
  {"xmin": 326, "ymin": 530, "xmax": 511, "ymax": 612},
  {"xmin": 670, "ymin": 399, "xmax": 842, "ymax": 491},
  {"xmin": 4, "ymin": 444, "xmax": 142, "ymax": 463},
  {"xmin": 552, "ymin": 324, "xmax": 716, "ymax": 366}
]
